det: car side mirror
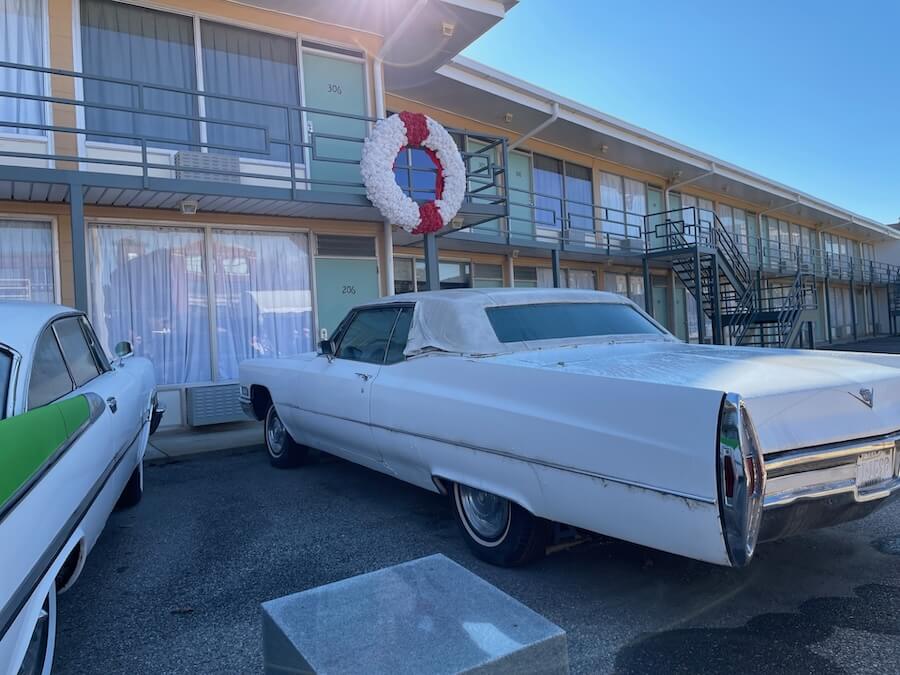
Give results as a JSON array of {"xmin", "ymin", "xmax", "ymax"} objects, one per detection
[
  {"xmin": 319, "ymin": 339, "xmax": 335, "ymax": 361},
  {"xmin": 114, "ymin": 341, "xmax": 134, "ymax": 359}
]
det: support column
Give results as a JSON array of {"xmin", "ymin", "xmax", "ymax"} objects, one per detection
[
  {"xmin": 694, "ymin": 249, "xmax": 705, "ymax": 344},
  {"xmin": 807, "ymin": 321, "xmax": 815, "ymax": 350},
  {"xmin": 503, "ymin": 254, "xmax": 515, "ymax": 288},
  {"xmin": 423, "ymin": 232, "xmax": 439, "ymax": 291},
  {"xmin": 383, "ymin": 221, "xmax": 394, "ymax": 296},
  {"xmin": 551, "ymin": 249, "xmax": 561, "ymax": 288},
  {"xmin": 824, "ymin": 277, "xmax": 833, "ymax": 343},
  {"xmin": 70, "ymin": 182, "xmax": 88, "ymax": 312},
  {"xmin": 849, "ymin": 278, "xmax": 858, "ymax": 341},
  {"xmin": 642, "ymin": 256, "xmax": 653, "ymax": 316},
  {"xmin": 710, "ymin": 254, "xmax": 723, "ymax": 345},
  {"xmin": 869, "ymin": 282, "xmax": 876, "ymax": 335}
]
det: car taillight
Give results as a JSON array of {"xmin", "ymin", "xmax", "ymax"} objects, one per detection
[{"xmin": 717, "ymin": 393, "xmax": 766, "ymax": 567}]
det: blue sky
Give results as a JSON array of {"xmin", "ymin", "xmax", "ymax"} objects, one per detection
[{"xmin": 462, "ymin": 0, "xmax": 899, "ymax": 224}]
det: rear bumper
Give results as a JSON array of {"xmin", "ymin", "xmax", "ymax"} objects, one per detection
[{"xmin": 760, "ymin": 430, "xmax": 900, "ymax": 542}]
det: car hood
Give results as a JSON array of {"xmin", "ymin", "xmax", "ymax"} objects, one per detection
[{"xmin": 487, "ymin": 341, "xmax": 900, "ymax": 454}]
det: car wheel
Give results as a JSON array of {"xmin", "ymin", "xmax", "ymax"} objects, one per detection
[
  {"xmin": 451, "ymin": 482, "xmax": 549, "ymax": 567},
  {"xmin": 18, "ymin": 582, "xmax": 56, "ymax": 675},
  {"xmin": 116, "ymin": 462, "xmax": 143, "ymax": 509},
  {"xmin": 265, "ymin": 404, "xmax": 310, "ymax": 469}
]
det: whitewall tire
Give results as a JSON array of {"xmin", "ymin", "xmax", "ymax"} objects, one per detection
[
  {"xmin": 451, "ymin": 483, "xmax": 549, "ymax": 567},
  {"xmin": 264, "ymin": 404, "xmax": 311, "ymax": 469}
]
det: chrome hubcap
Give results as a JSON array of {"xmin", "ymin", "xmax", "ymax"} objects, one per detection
[
  {"xmin": 266, "ymin": 410, "xmax": 286, "ymax": 457},
  {"xmin": 459, "ymin": 485, "xmax": 510, "ymax": 541}
]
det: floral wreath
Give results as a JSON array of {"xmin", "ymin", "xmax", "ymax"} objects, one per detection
[{"xmin": 360, "ymin": 111, "xmax": 466, "ymax": 235}]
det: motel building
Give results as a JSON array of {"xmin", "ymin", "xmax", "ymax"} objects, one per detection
[{"xmin": 1, "ymin": 0, "xmax": 899, "ymax": 428}]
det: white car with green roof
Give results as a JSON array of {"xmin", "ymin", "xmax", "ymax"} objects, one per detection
[{"xmin": 0, "ymin": 303, "xmax": 162, "ymax": 675}]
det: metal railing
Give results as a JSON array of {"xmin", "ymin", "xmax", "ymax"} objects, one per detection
[{"xmin": 0, "ymin": 60, "xmax": 507, "ymax": 213}]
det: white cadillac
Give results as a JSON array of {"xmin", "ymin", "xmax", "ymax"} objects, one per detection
[
  {"xmin": 0, "ymin": 303, "xmax": 162, "ymax": 675},
  {"xmin": 239, "ymin": 289, "xmax": 900, "ymax": 568}
]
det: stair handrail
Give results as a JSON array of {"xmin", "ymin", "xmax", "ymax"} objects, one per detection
[{"xmin": 711, "ymin": 214, "xmax": 752, "ymax": 291}]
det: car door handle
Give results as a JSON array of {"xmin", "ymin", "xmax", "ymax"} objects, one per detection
[
  {"xmin": 107, "ymin": 397, "xmax": 118, "ymax": 413},
  {"xmin": 355, "ymin": 372, "xmax": 371, "ymax": 382}
]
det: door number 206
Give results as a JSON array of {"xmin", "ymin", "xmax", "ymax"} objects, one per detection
[{"xmin": 342, "ymin": 285, "xmax": 357, "ymax": 295}]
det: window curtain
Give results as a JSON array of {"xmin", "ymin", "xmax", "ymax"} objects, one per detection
[
  {"xmin": 536, "ymin": 267, "xmax": 554, "ymax": 288},
  {"xmin": 201, "ymin": 21, "xmax": 300, "ymax": 162},
  {"xmin": 600, "ymin": 172, "xmax": 625, "ymax": 235},
  {"xmin": 80, "ymin": 0, "xmax": 198, "ymax": 148},
  {"xmin": 0, "ymin": 0, "xmax": 45, "ymax": 134},
  {"xmin": 624, "ymin": 178, "xmax": 646, "ymax": 237},
  {"xmin": 532, "ymin": 154, "xmax": 564, "ymax": 232},
  {"xmin": 212, "ymin": 229, "xmax": 313, "ymax": 380},
  {"xmin": 566, "ymin": 269, "xmax": 595, "ymax": 289},
  {"xmin": 87, "ymin": 224, "xmax": 211, "ymax": 385},
  {"xmin": 0, "ymin": 219, "xmax": 54, "ymax": 301},
  {"xmin": 564, "ymin": 164, "xmax": 593, "ymax": 230}
]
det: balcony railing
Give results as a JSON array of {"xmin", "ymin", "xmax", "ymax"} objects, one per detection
[
  {"xmin": 644, "ymin": 207, "xmax": 900, "ymax": 284},
  {"xmin": 0, "ymin": 60, "xmax": 506, "ymax": 224}
]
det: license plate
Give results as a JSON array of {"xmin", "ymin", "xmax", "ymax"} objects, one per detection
[{"xmin": 857, "ymin": 450, "xmax": 894, "ymax": 489}]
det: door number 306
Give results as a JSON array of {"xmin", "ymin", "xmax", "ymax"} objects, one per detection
[
  {"xmin": 328, "ymin": 83, "xmax": 343, "ymax": 95},
  {"xmin": 342, "ymin": 285, "xmax": 357, "ymax": 295}
]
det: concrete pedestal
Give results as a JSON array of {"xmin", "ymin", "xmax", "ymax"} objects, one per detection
[{"xmin": 261, "ymin": 553, "xmax": 568, "ymax": 674}]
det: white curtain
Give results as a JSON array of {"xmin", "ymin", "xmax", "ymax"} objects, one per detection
[
  {"xmin": 536, "ymin": 267, "xmax": 554, "ymax": 288},
  {"xmin": 564, "ymin": 164, "xmax": 593, "ymax": 230},
  {"xmin": 624, "ymin": 178, "xmax": 646, "ymax": 237},
  {"xmin": 212, "ymin": 229, "xmax": 313, "ymax": 380},
  {"xmin": 600, "ymin": 172, "xmax": 625, "ymax": 235},
  {"xmin": 0, "ymin": 0, "xmax": 45, "ymax": 134},
  {"xmin": 533, "ymin": 154, "xmax": 564, "ymax": 231},
  {"xmin": 0, "ymin": 219, "xmax": 54, "ymax": 301},
  {"xmin": 87, "ymin": 224, "xmax": 211, "ymax": 385},
  {"xmin": 566, "ymin": 269, "xmax": 595, "ymax": 289}
]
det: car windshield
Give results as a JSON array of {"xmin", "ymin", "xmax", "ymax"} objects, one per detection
[
  {"xmin": 0, "ymin": 349, "xmax": 11, "ymax": 419},
  {"xmin": 485, "ymin": 302, "xmax": 663, "ymax": 343}
]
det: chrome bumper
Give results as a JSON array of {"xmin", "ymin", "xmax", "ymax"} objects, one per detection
[{"xmin": 759, "ymin": 430, "xmax": 900, "ymax": 542}]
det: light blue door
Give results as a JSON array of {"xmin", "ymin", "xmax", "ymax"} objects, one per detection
[
  {"xmin": 302, "ymin": 52, "xmax": 367, "ymax": 193},
  {"xmin": 314, "ymin": 258, "xmax": 380, "ymax": 338}
]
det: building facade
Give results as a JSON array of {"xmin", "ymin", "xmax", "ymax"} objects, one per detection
[{"xmin": 1, "ymin": 0, "xmax": 898, "ymax": 427}]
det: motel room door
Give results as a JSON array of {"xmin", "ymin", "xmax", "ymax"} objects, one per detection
[
  {"xmin": 302, "ymin": 49, "xmax": 368, "ymax": 192},
  {"xmin": 314, "ymin": 235, "xmax": 380, "ymax": 340},
  {"xmin": 507, "ymin": 151, "xmax": 535, "ymax": 238}
]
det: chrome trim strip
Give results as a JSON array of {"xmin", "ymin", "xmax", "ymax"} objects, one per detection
[
  {"xmin": 0, "ymin": 417, "xmax": 146, "ymax": 639},
  {"xmin": 279, "ymin": 403, "xmax": 716, "ymax": 505},
  {"xmin": 0, "ymin": 393, "xmax": 106, "ymax": 526},
  {"xmin": 765, "ymin": 430, "xmax": 900, "ymax": 473},
  {"xmin": 765, "ymin": 476, "xmax": 900, "ymax": 509}
]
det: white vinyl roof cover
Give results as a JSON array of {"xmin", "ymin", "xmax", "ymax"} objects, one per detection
[{"xmin": 362, "ymin": 288, "xmax": 672, "ymax": 357}]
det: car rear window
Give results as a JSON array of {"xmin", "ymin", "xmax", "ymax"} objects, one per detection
[{"xmin": 485, "ymin": 302, "xmax": 663, "ymax": 343}]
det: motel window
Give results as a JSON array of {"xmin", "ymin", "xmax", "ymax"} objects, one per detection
[
  {"xmin": 564, "ymin": 163, "xmax": 594, "ymax": 230},
  {"xmin": 566, "ymin": 269, "xmax": 596, "ymax": 290},
  {"xmin": 211, "ymin": 229, "xmax": 313, "ymax": 380},
  {"xmin": 600, "ymin": 173, "xmax": 625, "ymax": 235},
  {"xmin": 473, "ymin": 264, "xmax": 503, "ymax": 288},
  {"xmin": 80, "ymin": 0, "xmax": 199, "ymax": 148},
  {"xmin": 393, "ymin": 258, "xmax": 415, "ymax": 294},
  {"xmin": 532, "ymin": 154, "xmax": 564, "ymax": 233},
  {"xmin": 0, "ymin": 219, "xmax": 55, "ymax": 302},
  {"xmin": 514, "ymin": 266, "xmax": 538, "ymax": 288},
  {"xmin": 413, "ymin": 259, "xmax": 471, "ymax": 290},
  {"xmin": 0, "ymin": 0, "xmax": 47, "ymax": 135},
  {"xmin": 87, "ymin": 224, "xmax": 211, "ymax": 386},
  {"xmin": 201, "ymin": 21, "xmax": 301, "ymax": 162}
]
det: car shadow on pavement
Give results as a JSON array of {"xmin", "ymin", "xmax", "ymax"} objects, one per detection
[{"xmin": 614, "ymin": 583, "xmax": 900, "ymax": 675}]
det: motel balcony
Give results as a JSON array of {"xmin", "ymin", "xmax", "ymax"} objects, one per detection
[{"xmin": 0, "ymin": 60, "xmax": 508, "ymax": 244}]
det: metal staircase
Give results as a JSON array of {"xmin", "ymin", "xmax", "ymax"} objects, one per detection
[{"xmin": 645, "ymin": 207, "xmax": 817, "ymax": 348}]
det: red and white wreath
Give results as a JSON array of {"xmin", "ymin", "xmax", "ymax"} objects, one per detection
[{"xmin": 361, "ymin": 111, "xmax": 466, "ymax": 235}]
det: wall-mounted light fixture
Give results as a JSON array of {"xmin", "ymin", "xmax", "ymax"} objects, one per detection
[{"xmin": 180, "ymin": 199, "xmax": 199, "ymax": 215}]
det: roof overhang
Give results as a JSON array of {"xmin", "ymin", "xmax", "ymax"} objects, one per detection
[
  {"xmin": 230, "ymin": 0, "xmax": 515, "ymax": 90},
  {"xmin": 391, "ymin": 55, "xmax": 899, "ymax": 243}
]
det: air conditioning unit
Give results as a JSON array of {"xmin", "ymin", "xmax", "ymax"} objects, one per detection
[
  {"xmin": 567, "ymin": 229, "xmax": 596, "ymax": 247},
  {"xmin": 185, "ymin": 383, "xmax": 251, "ymax": 426},
  {"xmin": 175, "ymin": 151, "xmax": 241, "ymax": 183}
]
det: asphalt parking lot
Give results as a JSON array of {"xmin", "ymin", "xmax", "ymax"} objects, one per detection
[{"xmin": 55, "ymin": 444, "xmax": 900, "ymax": 675}]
